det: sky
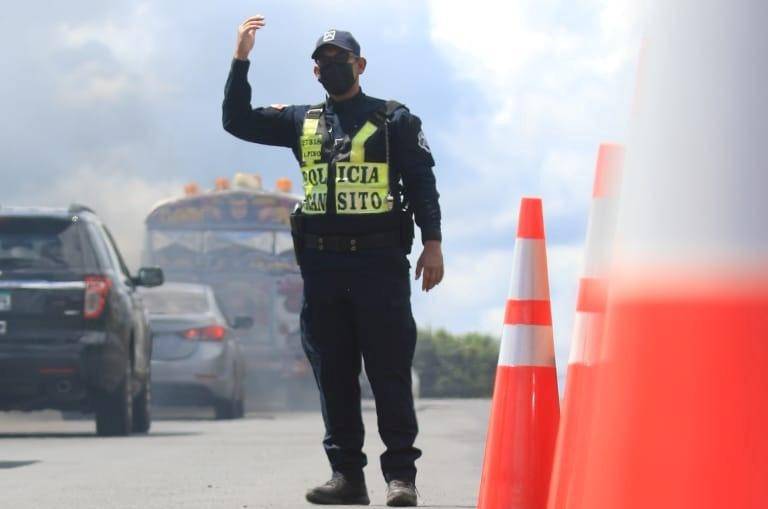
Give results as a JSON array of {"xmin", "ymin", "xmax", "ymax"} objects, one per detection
[{"xmin": 0, "ymin": 0, "xmax": 641, "ymax": 373}]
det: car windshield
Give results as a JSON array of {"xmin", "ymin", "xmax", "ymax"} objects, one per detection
[
  {"xmin": 0, "ymin": 217, "xmax": 85, "ymax": 271},
  {"xmin": 142, "ymin": 289, "xmax": 211, "ymax": 315}
]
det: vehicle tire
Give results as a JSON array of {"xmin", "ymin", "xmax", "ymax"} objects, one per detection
[
  {"xmin": 95, "ymin": 358, "xmax": 133, "ymax": 437},
  {"xmin": 234, "ymin": 378, "xmax": 246, "ymax": 419},
  {"xmin": 132, "ymin": 377, "xmax": 151, "ymax": 434},
  {"xmin": 214, "ymin": 372, "xmax": 243, "ymax": 420},
  {"xmin": 214, "ymin": 397, "xmax": 236, "ymax": 420}
]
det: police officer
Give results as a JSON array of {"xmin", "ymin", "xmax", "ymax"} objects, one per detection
[{"xmin": 223, "ymin": 15, "xmax": 444, "ymax": 507}]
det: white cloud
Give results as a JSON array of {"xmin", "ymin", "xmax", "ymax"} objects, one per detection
[
  {"xmin": 55, "ymin": 62, "xmax": 134, "ymax": 104},
  {"xmin": 429, "ymin": 2, "xmax": 581, "ymax": 88},
  {"xmin": 428, "ymin": 0, "xmax": 640, "ymax": 132},
  {"xmin": 417, "ymin": 0, "xmax": 639, "ymax": 367},
  {"xmin": 423, "ymin": 0, "xmax": 642, "ymax": 249},
  {"xmin": 55, "ymin": 2, "xmax": 172, "ymax": 105},
  {"xmin": 480, "ymin": 305, "xmax": 506, "ymax": 337},
  {"xmin": 58, "ymin": 3, "xmax": 158, "ymax": 66},
  {"xmin": 538, "ymin": 149, "xmax": 596, "ymax": 216}
]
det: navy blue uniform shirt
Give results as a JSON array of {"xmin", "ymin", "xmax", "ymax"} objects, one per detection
[{"xmin": 222, "ymin": 58, "xmax": 442, "ymax": 244}]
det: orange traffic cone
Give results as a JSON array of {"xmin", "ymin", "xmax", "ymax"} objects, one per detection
[
  {"xmin": 548, "ymin": 143, "xmax": 624, "ymax": 509},
  {"xmin": 477, "ymin": 197, "xmax": 560, "ymax": 509},
  {"xmin": 548, "ymin": 2, "xmax": 768, "ymax": 507}
]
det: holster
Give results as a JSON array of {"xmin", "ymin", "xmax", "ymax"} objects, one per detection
[{"xmin": 289, "ymin": 209, "xmax": 305, "ymax": 265}]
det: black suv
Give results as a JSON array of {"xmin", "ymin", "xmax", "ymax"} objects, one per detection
[{"xmin": 0, "ymin": 205, "xmax": 163, "ymax": 436}]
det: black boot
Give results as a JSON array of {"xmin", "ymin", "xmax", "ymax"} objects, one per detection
[
  {"xmin": 386, "ymin": 479, "xmax": 418, "ymax": 507},
  {"xmin": 306, "ymin": 472, "xmax": 370, "ymax": 505}
]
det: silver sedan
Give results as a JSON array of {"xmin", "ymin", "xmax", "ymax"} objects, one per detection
[{"xmin": 140, "ymin": 283, "xmax": 251, "ymax": 419}]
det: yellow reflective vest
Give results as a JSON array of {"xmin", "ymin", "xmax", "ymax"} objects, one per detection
[{"xmin": 299, "ymin": 103, "xmax": 398, "ymax": 216}]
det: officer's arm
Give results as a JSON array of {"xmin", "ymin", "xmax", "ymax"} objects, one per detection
[
  {"xmin": 393, "ymin": 111, "xmax": 443, "ymax": 244},
  {"xmin": 393, "ymin": 110, "xmax": 444, "ymax": 291},
  {"xmin": 222, "ymin": 59, "xmax": 299, "ymax": 147}
]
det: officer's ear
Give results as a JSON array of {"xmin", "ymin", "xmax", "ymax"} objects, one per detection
[
  {"xmin": 356, "ymin": 57, "xmax": 367, "ymax": 76},
  {"xmin": 313, "ymin": 63, "xmax": 320, "ymax": 79}
]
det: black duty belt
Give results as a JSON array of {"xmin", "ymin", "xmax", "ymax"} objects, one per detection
[{"xmin": 302, "ymin": 231, "xmax": 401, "ymax": 252}]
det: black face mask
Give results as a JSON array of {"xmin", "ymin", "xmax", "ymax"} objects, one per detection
[{"xmin": 318, "ymin": 62, "xmax": 356, "ymax": 96}]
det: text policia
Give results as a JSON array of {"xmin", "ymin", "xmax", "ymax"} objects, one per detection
[{"xmin": 301, "ymin": 163, "xmax": 392, "ymax": 214}]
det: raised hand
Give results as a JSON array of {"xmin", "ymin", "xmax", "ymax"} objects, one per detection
[{"xmin": 235, "ymin": 15, "xmax": 266, "ymax": 61}]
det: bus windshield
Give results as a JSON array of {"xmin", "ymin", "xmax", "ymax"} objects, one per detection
[
  {"xmin": 146, "ymin": 229, "xmax": 290, "ymax": 271},
  {"xmin": 148, "ymin": 230, "xmax": 203, "ymax": 270}
]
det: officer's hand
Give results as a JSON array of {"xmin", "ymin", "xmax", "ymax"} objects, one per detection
[
  {"xmin": 415, "ymin": 241, "xmax": 444, "ymax": 292},
  {"xmin": 235, "ymin": 15, "xmax": 266, "ymax": 61}
]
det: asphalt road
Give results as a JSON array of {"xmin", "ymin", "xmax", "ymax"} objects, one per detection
[{"xmin": 0, "ymin": 399, "xmax": 487, "ymax": 509}]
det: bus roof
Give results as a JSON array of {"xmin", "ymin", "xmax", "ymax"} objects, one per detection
[{"xmin": 146, "ymin": 189, "xmax": 301, "ymax": 230}]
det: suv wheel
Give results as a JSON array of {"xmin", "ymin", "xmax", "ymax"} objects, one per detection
[
  {"xmin": 95, "ymin": 358, "xmax": 133, "ymax": 436},
  {"xmin": 132, "ymin": 375, "xmax": 151, "ymax": 434},
  {"xmin": 214, "ymin": 397, "xmax": 236, "ymax": 420}
]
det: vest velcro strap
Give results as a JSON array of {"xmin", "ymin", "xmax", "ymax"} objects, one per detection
[
  {"xmin": 302, "ymin": 230, "xmax": 402, "ymax": 252},
  {"xmin": 306, "ymin": 105, "xmax": 324, "ymax": 119}
]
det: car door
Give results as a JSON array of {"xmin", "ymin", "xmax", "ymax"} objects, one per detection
[{"xmin": 101, "ymin": 226, "xmax": 151, "ymax": 384}]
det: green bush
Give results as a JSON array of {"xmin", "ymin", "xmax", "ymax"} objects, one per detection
[{"xmin": 414, "ymin": 328, "xmax": 499, "ymax": 398}]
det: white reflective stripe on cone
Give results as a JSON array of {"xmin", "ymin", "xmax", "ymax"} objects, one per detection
[
  {"xmin": 508, "ymin": 238, "xmax": 550, "ymax": 300},
  {"xmin": 583, "ymin": 197, "xmax": 619, "ymax": 278},
  {"xmin": 567, "ymin": 312, "xmax": 605, "ymax": 365},
  {"xmin": 498, "ymin": 324, "xmax": 556, "ymax": 367}
]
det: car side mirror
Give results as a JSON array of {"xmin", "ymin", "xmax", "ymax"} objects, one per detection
[
  {"xmin": 136, "ymin": 267, "xmax": 164, "ymax": 288},
  {"xmin": 232, "ymin": 316, "xmax": 254, "ymax": 330}
]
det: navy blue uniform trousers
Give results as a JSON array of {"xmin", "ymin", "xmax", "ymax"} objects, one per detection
[{"xmin": 300, "ymin": 261, "xmax": 421, "ymax": 483}]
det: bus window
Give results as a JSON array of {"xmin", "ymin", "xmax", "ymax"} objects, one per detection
[{"xmin": 148, "ymin": 230, "xmax": 204, "ymax": 270}]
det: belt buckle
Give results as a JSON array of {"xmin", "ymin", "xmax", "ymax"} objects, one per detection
[{"xmin": 350, "ymin": 238, "xmax": 357, "ymax": 252}]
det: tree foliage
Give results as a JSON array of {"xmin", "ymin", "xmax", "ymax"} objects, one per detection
[{"xmin": 414, "ymin": 328, "xmax": 499, "ymax": 398}]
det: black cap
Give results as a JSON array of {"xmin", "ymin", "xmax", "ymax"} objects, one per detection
[{"xmin": 311, "ymin": 29, "xmax": 361, "ymax": 59}]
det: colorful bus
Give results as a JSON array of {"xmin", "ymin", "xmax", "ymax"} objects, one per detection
[{"xmin": 142, "ymin": 175, "xmax": 314, "ymax": 408}]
